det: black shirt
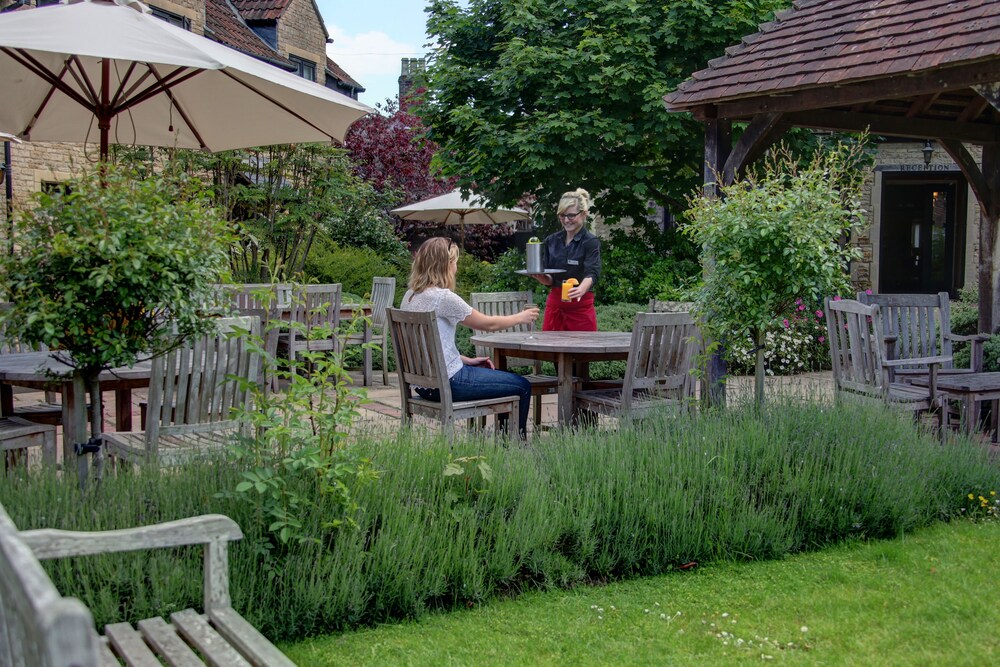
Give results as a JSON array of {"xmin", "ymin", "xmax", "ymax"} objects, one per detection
[{"xmin": 541, "ymin": 227, "xmax": 602, "ymax": 289}]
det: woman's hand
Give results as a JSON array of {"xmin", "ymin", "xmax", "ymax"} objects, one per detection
[
  {"xmin": 519, "ymin": 306, "xmax": 540, "ymax": 325},
  {"xmin": 463, "ymin": 356, "xmax": 495, "ymax": 369}
]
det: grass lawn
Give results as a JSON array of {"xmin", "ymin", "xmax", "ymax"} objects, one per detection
[{"xmin": 282, "ymin": 519, "xmax": 1000, "ymax": 666}]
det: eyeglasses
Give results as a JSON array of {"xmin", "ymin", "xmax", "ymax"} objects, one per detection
[{"xmin": 558, "ymin": 211, "xmax": 583, "ymax": 221}]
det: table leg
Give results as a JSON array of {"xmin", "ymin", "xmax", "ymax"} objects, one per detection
[
  {"xmin": 0, "ymin": 383, "xmax": 12, "ymax": 418},
  {"xmin": 115, "ymin": 388, "xmax": 132, "ymax": 432},
  {"xmin": 557, "ymin": 352, "xmax": 573, "ymax": 427}
]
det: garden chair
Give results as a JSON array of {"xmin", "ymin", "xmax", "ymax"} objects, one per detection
[
  {"xmin": 387, "ymin": 308, "xmax": 519, "ymax": 439},
  {"xmin": 857, "ymin": 291, "xmax": 987, "ymax": 376},
  {"xmin": 343, "ymin": 276, "xmax": 396, "ymax": 386},
  {"xmin": 470, "ymin": 290, "xmax": 560, "ymax": 425},
  {"xmin": 103, "ymin": 317, "xmax": 260, "ymax": 466},
  {"xmin": 574, "ymin": 312, "xmax": 700, "ymax": 419},
  {"xmin": 647, "ymin": 298, "xmax": 695, "ymax": 313},
  {"xmin": 220, "ymin": 283, "xmax": 289, "ymax": 393},
  {"xmin": 825, "ymin": 298, "xmax": 947, "ymax": 429},
  {"xmin": 0, "ymin": 302, "xmax": 66, "ymax": 426},
  {"xmin": 278, "ymin": 283, "xmax": 342, "ymax": 367}
]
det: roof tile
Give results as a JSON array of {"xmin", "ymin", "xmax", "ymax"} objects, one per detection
[{"xmin": 205, "ymin": 0, "xmax": 292, "ymax": 68}]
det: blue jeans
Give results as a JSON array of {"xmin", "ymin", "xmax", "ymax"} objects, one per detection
[{"xmin": 415, "ymin": 364, "xmax": 532, "ymax": 439}]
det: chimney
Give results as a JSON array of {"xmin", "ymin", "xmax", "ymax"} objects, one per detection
[{"xmin": 398, "ymin": 57, "xmax": 426, "ymax": 101}]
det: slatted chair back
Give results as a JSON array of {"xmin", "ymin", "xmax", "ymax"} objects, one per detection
[
  {"xmin": 856, "ymin": 291, "xmax": 956, "ymax": 370},
  {"xmin": 826, "ymin": 298, "xmax": 889, "ymax": 399},
  {"xmin": 0, "ymin": 303, "xmax": 47, "ymax": 354},
  {"xmin": 387, "ymin": 308, "xmax": 518, "ymax": 438},
  {"xmin": 647, "ymin": 299, "xmax": 695, "ymax": 314},
  {"xmin": 287, "ymin": 284, "xmax": 342, "ymax": 358},
  {"xmin": 470, "ymin": 291, "xmax": 536, "ymax": 366},
  {"xmin": 620, "ymin": 312, "xmax": 701, "ymax": 410},
  {"xmin": 0, "ymin": 505, "xmax": 99, "ymax": 667},
  {"xmin": 140, "ymin": 317, "xmax": 259, "ymax": 463},
  {"xmin": 371, "ymin": 277, "xmax": 396, "ymax": 385}
]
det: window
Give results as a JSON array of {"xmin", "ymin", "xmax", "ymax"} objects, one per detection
[
  {"xmin": 289, "ymin": 55, "xmax": 316, "ymax": 82},
  {"xmin": 150, "ymin": 5, "xmax": 190, "ymax": 30},
  {"xmin": 248, "ymin": 21, "xmax": 277, "ymax": 49}
]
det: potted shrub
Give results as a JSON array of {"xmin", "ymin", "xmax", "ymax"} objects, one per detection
[{"xmin": 0, "ymin": 162, "xmax": 231, "ymax": 486}]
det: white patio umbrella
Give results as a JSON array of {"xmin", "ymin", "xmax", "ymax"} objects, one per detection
[
  {"xmin": 0, "ymin": 0, "xmax": 373, "ymax": 160},
  {"xmin": 391, "ymin": 189, "xmax": 529, "ymax": 246}
]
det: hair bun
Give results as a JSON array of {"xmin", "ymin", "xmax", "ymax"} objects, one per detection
[{"xmin": 574, "ymin": 188, "xmax": 591, "ymax": 209}]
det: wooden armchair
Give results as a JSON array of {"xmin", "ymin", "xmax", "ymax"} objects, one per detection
[
  {"xmin": 278, "ymin": 284, "xmax": 342, "ymax": 367},
  {"xmin": 104, "ymin": 317, "xmax": 260, "ymax": 466},
  {"xmin": 470, "ymin": 290, "xmax": 559, "ymax": 425},
  {"xmin": 574, "ymin": 312, "xmax": 700, "ymax": 418},
  {"xmin": 387, "ymin": 308, "xmax": 519, "ymax": 439},
  {"xmin": 825, "ymin": 298, "xmax": 948, "ymax": 425},
  {"xmin": 857, "ymin": 291, "xmax": 987, "ymax": 375},
  {"xmin": 0, "ymin": 502, "xmax": 293, "ymax": 666},
  {"xmin": 343, "ymin": 277, "xmax": 396, "ymax": 386}
]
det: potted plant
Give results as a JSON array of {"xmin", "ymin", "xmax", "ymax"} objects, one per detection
[{"xmin": 0, "ymin": 162, "xmax": 231, "ymax": 486}]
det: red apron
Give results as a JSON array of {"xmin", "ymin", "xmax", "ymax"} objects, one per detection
[{"xmin": 543, "ymin": 289, "xmax": 597, "ymax": 331}]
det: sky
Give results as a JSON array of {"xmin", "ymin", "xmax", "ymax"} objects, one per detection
[{"xmin": 316, "ymin": 0, "xmax": 435, "ymax": 110}]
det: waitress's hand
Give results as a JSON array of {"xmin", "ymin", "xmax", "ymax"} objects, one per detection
[
  {"xmin": 529, "ymin": 273, "xmax": 553, "ymax": 286},
  {"xmin": 567, "ymin": 277, "xmax": 593, "ymax": 301}
]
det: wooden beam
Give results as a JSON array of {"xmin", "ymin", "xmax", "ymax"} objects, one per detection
[
  {"xmin": 981, "ymin": 143, "xmax": 1000, "ymax": 332},
  {"xmin": 707, "ymin": 61, "xmax": 1000, "ymax": 119},
  {"xmin": 940, "ymin": 139, "xmax": 992, "ymax": 215},
  {"xmin": 703, "ymin": 116, "xmax": 732, "ymax": 197},
  {"xmin": 722, "ymin": 112, "xmax": 785, "ymax": 185},
  {"xmin": 782, "ymin": 109, "xmax": 1000, "ymax": 144},
  {"xmin": 957, "ymin": 97, "xmax": 990, "ymax": 124},
  {"xmin": 905, "ymin": 92, "xmax": 940, "ymax": 118}
]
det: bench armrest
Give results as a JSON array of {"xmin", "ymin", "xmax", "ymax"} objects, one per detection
[
  {"xmin": 20, "ymin": 514, "xmax": 242, "ymax": 560},
  {"xmin": 882, "ymin": 355, "xmax": 952, "ymax": 368},
  {"xmin": 944, "ymin": 333, "xmax": 991, "ymax": 343}
]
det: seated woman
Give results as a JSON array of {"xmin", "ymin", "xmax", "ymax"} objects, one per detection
[{"xmin": 401, "ymin": 237, "xmax": 539, "ymax": 440}]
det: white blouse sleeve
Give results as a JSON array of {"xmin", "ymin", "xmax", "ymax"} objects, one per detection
[{"xmin": 438, "ymin": 290, "xmax": 473, "ymax": 325}]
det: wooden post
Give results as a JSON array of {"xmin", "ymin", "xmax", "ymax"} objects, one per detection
[
  {"xmin": 983, "ymin": 143, "xmax": 1000, "ymax": 333},
  {"xmin": 702, "ymin": 115, "xmax": 732, "ymax": 407}
]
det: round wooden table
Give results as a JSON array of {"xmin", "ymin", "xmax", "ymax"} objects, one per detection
[{"xmin": 470, "ymin": 331, "xmax": 632, "ymax": 426}]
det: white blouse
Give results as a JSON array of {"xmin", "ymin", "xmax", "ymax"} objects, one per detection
[{"xmin": 400, "ymin": 287, "xmax": 473, "ymax": 378}]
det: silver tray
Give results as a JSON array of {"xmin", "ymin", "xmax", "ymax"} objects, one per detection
[{"xmin": 514, "ymin": 268, "xmax": 566, "ymax": 275}]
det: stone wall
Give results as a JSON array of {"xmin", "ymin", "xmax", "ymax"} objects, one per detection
[{"xmin": 278, "ymin": 0, "xmax": 328, "ymax": 85}]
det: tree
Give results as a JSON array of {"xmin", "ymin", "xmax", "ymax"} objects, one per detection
[
  {"xmin": 683, "ymin": 141, "xmax": 868, "ymax": 407},
  {"xmin": 345, "ymin": 94, "xmax": 454, "ymax": 206},
  {"xmin": 420, "ymin": 0, "xmax": 791, "ymax": 223},
  {"xmin": 0, "ymin": 163, "xmax": 230, "ymax": 483}
]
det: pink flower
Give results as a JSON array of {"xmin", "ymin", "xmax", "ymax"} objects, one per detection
[
  {"xmin": 815, "ymin": 310, "xmax": 824, "ymax": 318},
  {"xmin": 782, "ymin": 319, "xmax": 790, "ymax": 328},
  {"xmin": 818, "ymin": 336, "xmax": 825, "ymax": 343},
  {"xmin": 865, "ymin": 289, "xmax": 873, "ymax": 295},
  {"xmin": 833, "ymin": 295, "xmax": 842, "ymax": 301},
  {"xmin": 798, "ymin": 304, "xmax": 806, "ymax": 311}
]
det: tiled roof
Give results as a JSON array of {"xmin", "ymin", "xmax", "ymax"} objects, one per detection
[
  {"xmin": 205, "ymin": 0, "xmax": 293, "ymax": 69},
  {"xmin": 326, "ymin": 57, "xmax": 363, "ymax": 90},
  {"xmin": 227, "ymin": 0, "xmax": 290, "ymax": 22},
  {"xmin": 664, "ymin": 0, "xmax": 1000, "ymax": 110}
]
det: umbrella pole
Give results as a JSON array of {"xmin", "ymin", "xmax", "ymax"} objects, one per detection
[
  {"xmin": 99, "ymin": 58, "xmax": 110, "ymax": 166},
  {"xmin": 459, "ymin": 213, "xmax": 466, "ymax": 249}
]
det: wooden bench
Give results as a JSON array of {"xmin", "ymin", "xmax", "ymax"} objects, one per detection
[{"xmin": 0, "ymin": 503, "xmax": 295, "ymax": 666}]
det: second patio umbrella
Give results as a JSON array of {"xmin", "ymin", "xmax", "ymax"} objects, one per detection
[
  {"xmin": 0, "ymin": 0, "xmax": 373, "ymax": 160},
  {"xmin": 391, "ymin": 189, "xmax": 529, "ymax": 247}
]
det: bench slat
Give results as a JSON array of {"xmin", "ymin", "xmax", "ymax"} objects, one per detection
[
  {"xmin": 209, "ymin": 607, "xmax": 296, "ymax": 667},
  {"xmin": 96, "ymin": 636, "xmax": 122, "ymax": 667},
  {"xmin": 172, "ymin": 609, "xmax": 251, "ymax": 667},
  {"xmin": 105, "ymin": 622, "xmax": 162, "ymax": 667},
  {"xmin": 137, "ymin": 615, "xmax": 205, "ymax": 667}
]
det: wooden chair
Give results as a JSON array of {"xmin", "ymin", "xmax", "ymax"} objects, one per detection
[
  {"xmin": 279, "ymin": 283, "xmax": 342, "ymax": 367},
  {"xmin": 387, "ymin": 308, "xmax": 519, "ymax": 439},
  {"xmin": 470, "ymin": 290, "xmax": 559, "ymax": 425},
  {"xmin": 0, "ymin": 302, "xmax": 63, "ymax": 426},
  {"xmin": 574, "ymin": 312, "xmax": 700, "ymax": 418},
  {"xmin": 221, "ymin": 284, "xmax": 288, "ymax": 394},
  {"xmin": 0, "ymin": 502, "xmax": 294, "ymax": 666},
  {"xmin": 856, "ymin": 291, "xmax": 988, "ymax": 375},
  {"xmin": 343, "ymin": 277, "xmax": 396, "ymax": 386},
  {"xmin": 103, "ymin": 317, "xmax": 260, "ymax": 466},
  {"xmin": 647, "ymin": 299, "xmax": 695, "ymax": 313},
  {"xmin": 825, "ymin": 298, "xmax": 947, "ymax": 423}
]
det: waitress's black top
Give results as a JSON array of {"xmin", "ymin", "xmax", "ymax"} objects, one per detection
[{"xmin": 541, "ymin": 227, "xmax": 602, "ymax": 289}]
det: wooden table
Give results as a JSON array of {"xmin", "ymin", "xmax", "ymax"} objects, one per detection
[
  {"xmin": 470, "ymin": 331, "xmax": 632, "ymax": 426},
  {"xmin": 0, "ymin": 352, "xmax": 152, "ymax": 483},
  {"xmin": 910, "ymin": 371, "xmax": 1000, "ymax": 440}
]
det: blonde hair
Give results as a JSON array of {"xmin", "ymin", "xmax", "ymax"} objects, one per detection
[
  {"xmin": 557, "ymin": 188, "xmax": 592, "ymax": 220},
  {"xmin": 408, "ymin": 237, "xmax": 459, "ymax": 294}
]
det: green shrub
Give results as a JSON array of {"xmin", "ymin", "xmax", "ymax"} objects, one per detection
[
  {"xmin": 305, "ymin": 238, "xmax": 409, "ymax": 306},
  {"xmin": 951, "ymin": 287, "xmax": 979, "ymax": 337},
  {"xmin": 600, "ymin": 222, "xmax": 700, "ymax": 305},
  {"xmin": 5, "ymin": 401, "xmax": 996, "ymax": 641}
]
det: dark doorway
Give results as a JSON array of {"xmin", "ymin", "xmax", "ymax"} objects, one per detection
[{"xmin": 879, "ymin": 174, "xmax": 966, "ymax": 296}]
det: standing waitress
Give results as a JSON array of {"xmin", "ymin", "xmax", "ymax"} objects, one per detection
[{"xmin": 530, "ymin": 188, "xmax": 602, "ymax": 331}]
